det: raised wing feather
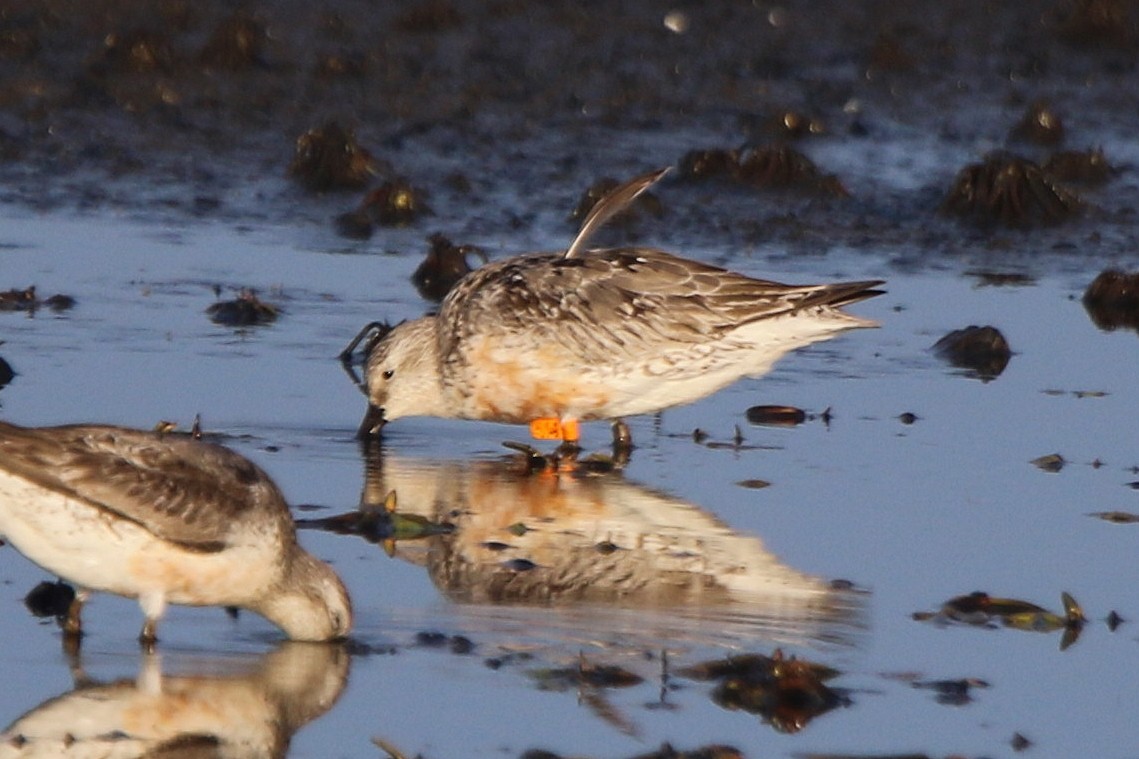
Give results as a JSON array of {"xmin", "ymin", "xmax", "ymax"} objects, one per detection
[{"xmin": 0, "ymin": 422, "xmax": 290, "ymax": 549}]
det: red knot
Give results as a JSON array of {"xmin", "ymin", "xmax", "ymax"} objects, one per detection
[{"xmin": 343, "ymin": 168, "xmax": 884, "ymax": 444}]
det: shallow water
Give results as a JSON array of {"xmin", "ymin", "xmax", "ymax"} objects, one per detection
[
  {"xmin": 2, "ymin": 199, "xmax": 1139, "ymax": 758},
  {"xmin": 4, "ymin": 1, "xmax": 1139, "ymax": 756}
]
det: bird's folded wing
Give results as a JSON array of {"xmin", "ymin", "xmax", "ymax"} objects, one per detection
[
  {"xmin": 442, "ymin": 248, "xmax": 867, "ymax": 363},
  {"xmin": 0, "ymin": 423, "xmax": 285, "ymax": 550}
]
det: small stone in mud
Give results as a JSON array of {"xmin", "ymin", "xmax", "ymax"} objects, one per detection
[
  {"xmin": 24, "ymin": 580, "xmax": 76, "ymax": 619},
  {"xmin": 357, "ymin": 180, "xmax": 428, "ymax": 227},
  {"xmin": 1031, "ymin": 453, "xmax": 1065, "ymax": 473},
  {"xmin": 940, "ymin": 153, "xmax": 1082, "ymax": 227},
  {"xmin": 746, "ymin": 405, "xmax": 806, "ymax": 426},
  {"xmin": 1106, "ymin": 610, "xmax": 1125, "ymax": 630},
  {"xmin": 766, "ymin": 110, "xmax": 826, "ymax": 140},
  {"xmin": 736, "ymin": 479, "xmax": 771, "ymax": 489},
  {"xmin": 0, "ymin": 286, "xmax": 77, "ymax": 313},
  {"xmin": 206, "ymin": 288, "xmax": 279, "ymax": 327},
  {"xmin": 289, "ymin": 122, "xmax": 375, "ymax": 191},
  {"xmin": 43, "ymin": 294, "xmax": 76, "ymax": 311},
  {"xmin": 898, "ymin": 412, "xmax": 918, "ymax": 425},
  {"xmin": 449, "ymin": 635, "xmax": 475, "ymax": 654},
  {"xmin": 1011, "ymin": 732, "xmax": 1033, "ymax": 751},
  {"xmin": 1009, "ymin": 100, "xmax": 1064, "ymax": 146},
  {"xmin": 411, "ymin": 233, "xmax": 487, "ymax": 301},
  {"xmin": 931, "ymin": 325, "xmax": 1011, "ymax": 379},
  {"xmin": 1083, "ymin": 269, "xmax": 1139, "ymax": 332},
  {"xmin": 415, "ymin": 630, "xmax": 447, "ymax": 647},
  {"xmin": 0, "ymin": 286, "xmax": 37, "ymax": 311}
]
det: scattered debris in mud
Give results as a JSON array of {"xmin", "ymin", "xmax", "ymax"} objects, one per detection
[
  {"xmin": 0, "ymin": 286, "xmax": 76, "ymax": 313},
  {"xmin": 206, "ymin": 287, "xmax": 279, "ymax": 326},
  {"xmin": 336, "ymin": 179, "xmax": 430, "ymax": 238},
  {"xmin": 289, "ymin": 121, "xmax": 377, "ymax": 192},
  {"xmin": 678, "ymin": 144, "xmax": 847, "ymax": 197},
  {"xmin": 745, "ymin": 405, "xmax": 807, "ymax": 426},
  {"xmin": 896, "ymin": 674, "xmax": 991, "ymax": 706},
  {"xmin": 678, "ymin": 650, "xmax": 848, "ymax": 733},
  {"xmin": 295, "ymin": 490, "xmax": 454, "ymax": 555},
  {"xmin": 914, "ymin": 591, "xmax": 1087, "ymax": 649},
  {"xmin": 940, "ymin": 153, "xmax": 1082, "ymax": 227},
  {"xmin": 1088, "ymin": 510, "xmax": 1139, "ymax": 523},
  {"xmin": 411, "ymin": 233, "xmax": 487, "ymax": 301}
]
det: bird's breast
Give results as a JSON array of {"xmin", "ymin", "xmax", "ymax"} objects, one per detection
[{"xmin": 446, "ymin": 337, "xmax": 615, "ymax": 423}]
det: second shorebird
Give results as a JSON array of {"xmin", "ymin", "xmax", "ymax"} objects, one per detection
[
  {"xmin": 0, "ymin": 421, "xmax": 352, "ymax": 645},
  {"xmin": 344, "ymin": 168, "xmax": 883, "ymax": 444}
]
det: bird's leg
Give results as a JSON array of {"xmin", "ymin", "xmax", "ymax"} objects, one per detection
[
  {"xmin": 62, "ymin": 590, "xmax": 87, "ymax": 639},
  {"xmin": 554, "ymin": 419, "xmax": 582, "ymax": 463},
  {"xmin": 138, "ymin": 619, "xmax": 158, "ymax": 651},
  {"xmin": 610, "ymin": 420, "xmax": 633, "ymax": 468},
  {"xmin": 528, "ymin": 417, "xmax": 578, "ymax": 443},
  {"xmin": 137, "ymin": 649, "xmax": 163, "ymax": 694},
  {"xmin": 137, "ymin": 591, "xmax": 165, "ymax": 649}
]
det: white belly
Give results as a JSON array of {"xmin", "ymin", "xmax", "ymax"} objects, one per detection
[{"xmin": 0, "ymin": 470, "xmax": 275, "ymax": 607}]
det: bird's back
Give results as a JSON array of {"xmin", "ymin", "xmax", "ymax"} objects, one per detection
[
  {"xmin": 429, "ymin": 248, "xmax": 881, "ymax": 421},
  {"xmin": 439, "ymin": 247, "xmax": 881, "ymax": 366},
  {"xmin": 0, "ymin": 422, "xmax": 292, "ymax": 550}
]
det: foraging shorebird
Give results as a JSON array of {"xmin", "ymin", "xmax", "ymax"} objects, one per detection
[
  {"xmin": 342, "ymin": 168, "xmax": 884, "ymax": 444},
  {"xmin": 0, "ymin": 421, "xmax": 352, "ymax": 644}
]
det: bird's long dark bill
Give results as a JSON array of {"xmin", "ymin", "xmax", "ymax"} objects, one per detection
[{"xmin": 356, "ymin": 403, "xmax": 386, "ymax": 439}]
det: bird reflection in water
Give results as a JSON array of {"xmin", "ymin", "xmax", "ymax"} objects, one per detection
[
  {"xmin": 0, "ymin": 642, "xmax": 349, "ymax": 758},
  {"xmin": 304, "ymin": 440, "xmax": 866, "ymax": 651}
]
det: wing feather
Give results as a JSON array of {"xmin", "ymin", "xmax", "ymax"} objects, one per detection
[
  {"xmin": 439, "ymin": 247, "xmax": 882, "ymax": 366},
  {"xmin": 0, "ymin": 423, "xmax": 289, "ymax": 549}
]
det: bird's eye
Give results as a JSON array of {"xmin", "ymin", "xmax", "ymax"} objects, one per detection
[{"xmin": 382, "ymin": 369, "xmax": 394, "ymax": 380}]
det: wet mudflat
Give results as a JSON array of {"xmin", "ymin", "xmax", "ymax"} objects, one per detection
[{"xmin": 3, "ymin": 1, "xmax": 1139, "ymax": 757}]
